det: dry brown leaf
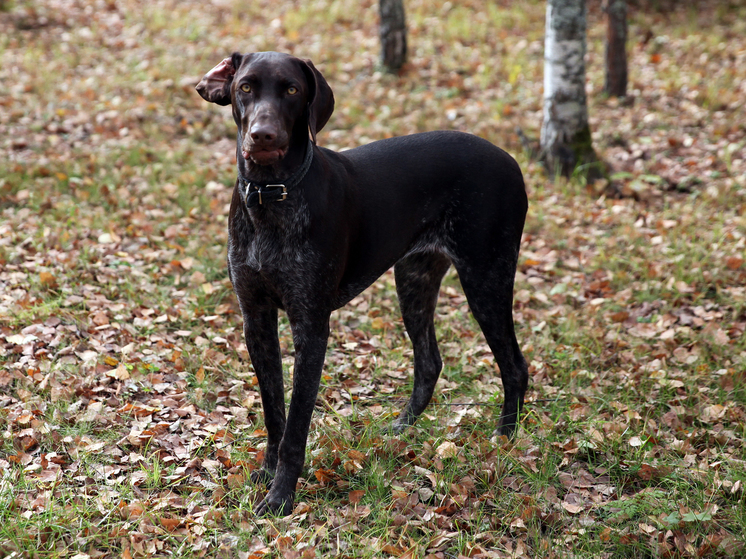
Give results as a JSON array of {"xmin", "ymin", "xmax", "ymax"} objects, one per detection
[
  {"xmin": 107, "ymin": 363, "xmax": 130, "ymax": 380},
  {"xmin": 39, "ymin": 271, "xmax": 57, "ymax": 289},
  {"xmin": 91, "ymin": 311, "xmax": 109, "ymax": 326},
  {"xmin": 561, "ymin": 500, "xmax": 584, "ymax": 515},
  {"xmin": 314, "ymin": 468, "xmax": 335, "ymax": 485},
  {"xmin": 701, "ymin": 404, "xmax": 727, "ymax": 423},
  {"xmin": 561, "ymin": 491, "xmax": 586, "ymax": 515},
  {"xmin": 159, "ymin": 516, "xmax": 180, "ymax": 532},
  {"xmin": 637, "ymin": 463, "xmax": 660, "ymax": 481},
  {"xmin": 381, "ymin": 544, "xmax": 404, "ymax": 555},
  {"xmin": 609, "ymin": 310, "xmax": 630, "ymax": 323},
  {"xmin": 348, "ymin": 449, "xmax": 366, "ymax": 462},
  {"xmin": 226, "ymin": 472, "xmax": 245, "ymax": 489},
  {"xmin": 349, "ymin": 489, "xmax": 365, "ymax": 504}
]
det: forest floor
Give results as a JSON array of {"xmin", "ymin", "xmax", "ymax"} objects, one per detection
[{"xmin": 1, "ymin": 0, "xmax": 745, "ymax": 557}]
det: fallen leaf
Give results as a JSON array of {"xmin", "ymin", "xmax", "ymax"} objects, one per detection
[
  {"xmin": 107, "ymin": 363, "xmax": 130, "ymax": 380},
  {"xmin": 629, "ymin": 436, "xmax": 644, "ymax": 447},
  {"xmin": 561, "ymin": 494, "xmax": 585, "ymax": 515},
  {"xmin": 348, "ymin": 449, "xmax": 366, "ymax": 462},
  {"xmin": 201, "ymin": 282, "xmax": 215, "ymax": 294},
  {"xmin": 314, "ymin": 468, "xmax": 335, "ymax": 484},
  {"xmin": 349, "ymin": 489, "xmax": 365, "ymax": 504},
  {"xmin": 227, "ymin": 472, "xmax": 245, "ymax": 489},
  {"xmin": 701, "ymin": 404, "xmax": 726, "ymax": 423},
  {"xmin": 159, "ymin": 516, "xmax": 180, "ymax": 532},
  {"xmin": 39, "ymin": 272, "xmax": 58, "ymax": 288},
  {"xmin": 610, "ymin": 310, "xmax": 630, "ymax": 323},
  {"xmin": 435, "ymin": 441, "xmax": 459, "ymax": 459},
  {"xmin": 6, "ymin": 334, "xmax": 37, "ymax": 345}
]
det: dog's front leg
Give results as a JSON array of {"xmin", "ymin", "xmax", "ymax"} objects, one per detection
[
  {"xmin": 254, "ymin": 316, "xmax": 330, "ymax": 516},
  {"xmin": 243, "ymin": 308, "xmax": 286, "ymax": 483}
]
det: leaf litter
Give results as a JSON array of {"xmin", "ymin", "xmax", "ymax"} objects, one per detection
[{"xmin": 1, "ymin": 0, "xmax": 746, "ymax": 557}]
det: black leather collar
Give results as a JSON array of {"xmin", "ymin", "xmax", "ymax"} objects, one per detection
[{"xmin": 237, "ymin": 142, "xmax": 314, "ymax": 209}]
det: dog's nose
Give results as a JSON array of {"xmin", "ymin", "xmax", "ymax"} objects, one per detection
[{"xmin": 250, "ymin": 124, "xmax": 277, "ymax": 143}]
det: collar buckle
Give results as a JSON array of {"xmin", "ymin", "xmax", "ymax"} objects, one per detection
[
  {"xmin": 260, "ymin": 184, "xmax": 287, "ymax": 205},
  {"xmin": 237, "ymin": 141, "xmax": 313, "ymax": 209}
]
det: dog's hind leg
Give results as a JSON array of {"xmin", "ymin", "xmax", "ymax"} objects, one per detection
[
  {"xmin": 453, "ymin": 257, "xmax": 528, "ymax": 439},
  {"xmin": 391, "ymin": 251, "xmax": 452, "ymax": 432}
]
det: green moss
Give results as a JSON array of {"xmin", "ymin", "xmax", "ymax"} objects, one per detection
[{"xmin": 570, "ymin": 125, "xmax": 607, "ymax": 182}]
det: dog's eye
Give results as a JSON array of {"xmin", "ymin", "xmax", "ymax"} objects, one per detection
[
  {"xmin": 240, "ymin": 84, "xmax": 251, "ymax": 93},
  {"xmin": 287, "ymin": 86, "xmax": 298, "ymax": 95}
]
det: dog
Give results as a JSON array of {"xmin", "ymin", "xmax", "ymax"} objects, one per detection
[{"xmin": 196, "ymin": 51, "xmax": 528, "ymax": 515}]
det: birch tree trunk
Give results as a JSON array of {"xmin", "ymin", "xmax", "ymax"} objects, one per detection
[
  {"xmin": 380, "ymin": 0, "xmax": 407, "ymax": 73},
  {"xmin": 604, "ymin": 0, "xmax": 628, "ymax": 97},
  {"xmin": 540, "ymin": 0, "xmax": 602, "ymax": 180}
]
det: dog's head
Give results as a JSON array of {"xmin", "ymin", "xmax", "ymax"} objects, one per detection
[{"xmin": 196, "ymin": 52, "xmax": 334, "ymax": 166}]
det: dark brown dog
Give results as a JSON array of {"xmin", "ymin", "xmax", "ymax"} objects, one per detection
[{"xmin": 196, "ymin": 51, "xmax": 528, "ymax": 515}]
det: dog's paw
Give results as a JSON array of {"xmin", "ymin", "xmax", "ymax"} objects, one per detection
[
  {"xmin": 497, "ymin": 426, "xmax": 516, "ymax": 439},
  {"xmin": 254, "ymin": 489, "xmax": 294, "ymax": 517},
  {"xmin": 387, "ymin": 420, "xmax": 409, "ymax": 435},
  {"xmin": 386, "ymin": 415, "xmax": 418, "ymax": 435},
  {"xmin": 497, "ymin": 417, "xmax": 519, "ymax": 439}
]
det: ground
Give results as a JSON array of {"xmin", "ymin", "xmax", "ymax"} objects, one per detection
[{"xmin": 1, "ymin": 0, "xmax": 745, "ymax": 557}]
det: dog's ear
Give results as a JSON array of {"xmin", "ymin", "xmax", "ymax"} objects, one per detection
[
  {"xmin": 196, "ymin": 53, "xmax": 243, "ymax": 106},
  {"xmin": 299, "ymin": 59, "xmax": 335, "ymax": 144}
]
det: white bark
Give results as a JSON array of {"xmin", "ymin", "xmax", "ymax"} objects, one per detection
[{"xmin": 540, "ymin": 0, "xmax": 595, "ymax": 176}]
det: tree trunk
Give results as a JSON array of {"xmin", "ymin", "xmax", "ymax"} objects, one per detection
[
  {"xmin": 379, "ymin": 0, "xmax": 407, "ymax": 73},
  {"xmin": 540, "ymin": 0, "xmax": 603, "ymax": 180},
  {"xmin": 604, "ymin": 0, "xmax": 628, "ymax": 97}
]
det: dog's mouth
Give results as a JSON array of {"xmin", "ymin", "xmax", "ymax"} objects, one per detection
[{"xmin": 243, "ymin": 146, "xmax": 287, "ymax": 165}]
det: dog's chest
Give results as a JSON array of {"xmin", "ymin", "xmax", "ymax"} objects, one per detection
[{"xmin": 229, "ymin": 204, "xmax": 313, "ymax": 274}]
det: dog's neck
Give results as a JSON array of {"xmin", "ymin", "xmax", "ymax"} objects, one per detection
[{"xmin": 236, "ymin": 138, "xmax": 314, "ymax": 212}]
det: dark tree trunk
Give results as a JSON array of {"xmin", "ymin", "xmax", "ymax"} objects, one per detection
[
  {"xmin": 379, "ymin": 0, "xmax": 407, "ymax": 73},
  {"xmin": 604, "ymin": 0, "xmax": 628, "ymax": 97}
]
